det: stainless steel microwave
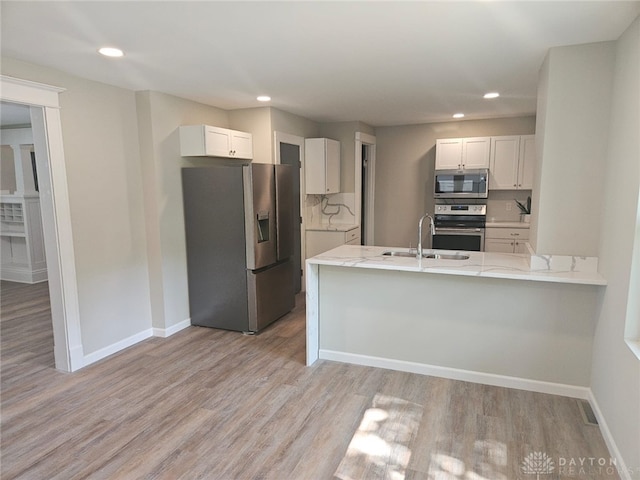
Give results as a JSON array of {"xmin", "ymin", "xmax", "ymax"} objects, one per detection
[{"xmin": 434, "ymin": 169, "xmax": 489, "ymax": 199}]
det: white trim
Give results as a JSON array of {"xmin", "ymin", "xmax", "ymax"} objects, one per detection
[
  {"xmin": 0, "ymin": 75, "xmax": 65, "ymax": 107},
  {"xmin": 588, "ymin": 390, "xmax": 634, "ymax": 480},
  {"xmin": 83, "ymin": 329, "xmax": 153, "ymax": 366},
  {"xmin": 624, "ymin": 339, "xmax": 640, "ymax": 361},
  {"xmin": 319, "ymin": 349, "xmax": 591, "ymax": 400},
  {"xmin": 274, "ymin": 131, "xmax": 306, "ymax": 290},
  {"xmin": 355, "ymin": 132, "xmax": 376, "ymax": 245},
  {"xmin": 153, "ymin": 318, "xmax": 191, "ymax": 338},
  {"xmin": 1, "ymin": 75, "xmax": 82, "ymax": 373}
]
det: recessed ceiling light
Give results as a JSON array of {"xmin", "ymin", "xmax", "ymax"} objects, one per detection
[
  {"xmin": 453, "ymin": 113, "xmax": 465, "ymax": 119},
  {"xmin": 98, "ymin": 47, "xmax": 124, "ymax": 58},
  {"xmin": 483, "ymin": 92, "xmax": 500, "ymax": 99},
  {"xmin": 257, "ymin": 96, "xmax": 271, "ymax": 102}
]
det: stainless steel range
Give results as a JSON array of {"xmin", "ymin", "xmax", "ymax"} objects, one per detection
[{"xmin": 432, "ymin": 204, "xmax": 486, "ymax": 252}]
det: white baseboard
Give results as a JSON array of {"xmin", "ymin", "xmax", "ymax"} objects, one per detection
[
  {"xmin": 1, "ymin": 266, "xmax": 48, "ymax": 283},
  {"xmin": 153, "ymin": 318, "xmax": 191, "ymax": 338},
  {"xmin": 319, "ymin": 349, "xmax": 590, "ymax": 399},
  {"xmin": 588, "ymin": 391, "xmax": 634, "ymax": 480},
  {"xmin": 83, "ymin": 329, "xmax": 153, "ymax": 367}
]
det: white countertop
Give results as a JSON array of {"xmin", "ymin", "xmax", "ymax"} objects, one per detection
[
  {"xmin": 486, "ymin": 221, "xmax": 530, "ymax": 228},
  {"xmin": 306, "ymin": 224, "xmax": 359, "ymax": 232},
  {"xmin": 306, "ymin": 245, "xmax": 607, "ymax": 286}
]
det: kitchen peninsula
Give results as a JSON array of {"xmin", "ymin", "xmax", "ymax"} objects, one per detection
[{"xmin": 306, "ymin": 245, "xmax": 606, "ymax": 399}]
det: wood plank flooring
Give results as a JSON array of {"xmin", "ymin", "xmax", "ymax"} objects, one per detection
[{"xmin": 1, "ymin": 281, "xmax": 619, "ymax": 479}]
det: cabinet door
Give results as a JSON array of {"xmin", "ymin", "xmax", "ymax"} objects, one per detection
[
  {"xmin": 435, "ymin": 139, "xmax": 463, "ymax": 170},
  {"xmin": 514, "ymin": 241, "xmax": 529, "ymax": 254},
  {"xmin": 230, "ymin": 130, "xmax": 253, "ymax": 159},
  {"xmin": 325, "ymin": 139, "xmax": 341, "ymax": 194},
  {"xmin": 484, "ymin": 238, "xmax": 515, "ymax": 253},
  {"xmin": 518, "ymin": 135, "xmax": 535, "ymax": 190},
  {"xmin": 306, "ymin": 230, "xmax": 345, "ymax": 258},
  {"xmin": 462, "ymin": 137, "xmax": 490, "ymax": 169},
  {"xmin": 204, "ymin": 126, "xmax": 232, "ymax": 157},
  {"xmin": 489, "ymin": 136, "xmax": 520, "ymax": 190}
]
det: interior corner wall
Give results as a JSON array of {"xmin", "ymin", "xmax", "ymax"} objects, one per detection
[
  {"xmin": 532, "ymin": 42, "xmax": 616, "ymax": 256},
  {"xmin": 374, "ymin": 116, "xmax": 536, "ymax": 248},
  {"xmin": 270, "ymin": 107, "xmax": 320, "ymax": 142},
  {"xmin": 137, "ymin": 90, "xmax": 229, "ymax": 331},
  {"xmin": 0, "ymin": 57, "xmax": 153, "ymax": 356},
  {"xmin": 229, "ymin": 107, "xmax": 273, "ymax": 164},
  {"xmin": 590, "ymin": 16, "xmax": 640, "ymax": 477}
]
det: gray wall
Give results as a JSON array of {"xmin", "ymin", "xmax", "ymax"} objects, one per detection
[
  {"xmin": 136, "ymin": 90, "xmax": 230, "ymax": 331},
  {"xmin": 374, "ymin": 116, "xmax": 536, "ymax": 247},
  {"xmin": 1, "ymin": 57, "xmax": 153, "ymax": 356},
  {"xmin": 591, "ymin": 17, "xmax": 640, "ymax": 475}
]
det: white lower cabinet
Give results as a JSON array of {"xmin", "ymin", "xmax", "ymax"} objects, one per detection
[
  {"xmin": 306, "ymin": 226, "xmax": 360, "ymax": 258},
  {"xmin": 485, "ymin": 227, "xmax": 529, "ymax": 254},
  {"xmin": 0, "ymin": 194, "xmax": 47, "ymax": 283}
]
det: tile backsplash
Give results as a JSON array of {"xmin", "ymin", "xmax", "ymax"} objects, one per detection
[
  {"xmin": 306, "ymin": 193, "xmax": 356, "ymax": 226},
  {"xmin": 486, "ymin": 190, "xmax": 532, "ymax": 222}
]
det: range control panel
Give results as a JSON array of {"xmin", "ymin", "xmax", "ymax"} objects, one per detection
[{"xmin": 435, "ymin": 204, "xmax": 486, "ymax": 215}]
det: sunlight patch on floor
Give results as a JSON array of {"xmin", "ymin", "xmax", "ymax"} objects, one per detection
[
  {"xmin": 334, "ymin": 394, "xmax": 423, "ymax": 480},
  {"xmin": 428, "ymin": 440, "xmax": 508, "ymax": 480}
]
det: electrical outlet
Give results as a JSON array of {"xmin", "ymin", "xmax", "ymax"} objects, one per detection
[{"xmin": 506, "ymin": 203, "xmax": 512, "ymax": 211}]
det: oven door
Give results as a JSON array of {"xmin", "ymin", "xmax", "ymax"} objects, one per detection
[{"xmin": 432, "ymin": 227, "xmax": 485, "ymax": 252}]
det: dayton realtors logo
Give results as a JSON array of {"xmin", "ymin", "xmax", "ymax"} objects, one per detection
[{"xmin": 521, "ymin": 451, "xmax": 555, "ymax": 479}]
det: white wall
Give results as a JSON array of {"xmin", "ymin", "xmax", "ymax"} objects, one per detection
[
  {"xmin": 136, "ymin": 91, "xmax": 230, "ymax": 331},
  {"xmin": 532, "ymin": 42, "xmax": 616, "ymax": 256},
  {"xmin": 590, "ymin": 17, "xmax": 640, "ymax": 478},
  {"xmin": 0, "ymin": 57, "xmax": 153, "ymax": 356},
  {"xmin": 374, "ymin": 116, "xmax": 536, "ymax": 247}
]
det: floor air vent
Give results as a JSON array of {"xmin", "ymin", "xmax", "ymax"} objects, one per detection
[{"xmin": 577, "ymin": 399, "xmax": 598, "ymax": 426}]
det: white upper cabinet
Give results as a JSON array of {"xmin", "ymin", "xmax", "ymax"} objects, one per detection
[
  {"xmin": 179, "ymin": 125, "xmax": 253, "ymax": 159},
  {"xmin": 435, "ymin": 137, "xmax": 490, "ymax": 170},
  {"xmin": 305, "ymin": 138, "xmax": 340, "ymax": 194},
  {"xmin": 489, "ymin": 135, "xmax": 535, "ymax": 190},
  {"xmin": 435, "ymin": 138, "xmax": 463, "ymax": 170},
  {"xmin": 462, "ymin": 137, "xmax": 491, "ymax": 169}
]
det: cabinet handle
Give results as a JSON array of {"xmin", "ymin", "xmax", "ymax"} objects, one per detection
[
  {"xmin": 510, "ymin": 233, "xmax": 520, "ymax": 236},
  {"xmin": 513, "ymin": 184, "xmax": 517, "ymax": 187}
]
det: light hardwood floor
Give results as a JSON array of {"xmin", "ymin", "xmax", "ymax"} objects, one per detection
[{"xmin": 1, "ymin": 281, "xmax": 619, "ymax": 479}]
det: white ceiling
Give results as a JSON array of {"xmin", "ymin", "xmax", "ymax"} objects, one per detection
[{"xmin": 1, "ymin": 1, "xmax": 639, "ymax": 127}]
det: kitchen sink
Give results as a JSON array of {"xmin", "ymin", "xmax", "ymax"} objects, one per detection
[
  {"xmin": 381, "ymin": 251, "xmax": 469, "ymax": 260},
  {"xmin": 423, "ymin": 253, "xmax": 470, "ymax": 260},
  {"xmin": 381, "ymin": 251, "xmax": 417, "ymax": 258}
]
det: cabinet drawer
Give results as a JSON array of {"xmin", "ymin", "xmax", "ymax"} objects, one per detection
[
  {"xmin": 485, "ymin": 228, "xmax": 529, "ymax": 240},
  {"xmin": 345, "ymin": 226, "xmax": 361, "ymax": 242}
]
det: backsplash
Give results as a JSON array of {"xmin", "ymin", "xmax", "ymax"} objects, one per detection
[
  {"xmin": 306, "ymin": 193, "xmax": 356, "ymax": 226},
  {"xmin": 486, "ymin": 190, "xmax": 532, "ymax": 222}
]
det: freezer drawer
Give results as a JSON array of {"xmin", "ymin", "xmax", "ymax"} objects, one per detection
[{"xmin": 247, "ymin": 259, "xmax": 295, "ymax": 332}]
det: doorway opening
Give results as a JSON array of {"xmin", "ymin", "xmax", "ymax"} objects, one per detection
[
  {"xmin": 1, "ymin": 75, "xmax": 83, "ymax": 372},
  {"xmin": 355, "ymin": 132, "xmax": 376, "ymax": 245},
  {"xmin": 274, "ymin": 131, "xmax": 304, "ymax": 292}
]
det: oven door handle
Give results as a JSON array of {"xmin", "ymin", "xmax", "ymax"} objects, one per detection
[{"xmin": 434, "ymin": 228, "xmax": 484, "ymax": 234}]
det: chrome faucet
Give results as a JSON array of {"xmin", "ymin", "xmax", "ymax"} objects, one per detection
[{"xmin": 417, "ymin": 213, "xmax": 435, "ymax": 259}]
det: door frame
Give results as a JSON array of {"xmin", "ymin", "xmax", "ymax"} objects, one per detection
[
  {"xmin": 1, "ymin": 75, "xmax": 83, "ymax": 372},
  {"xmin": 355, "ymin": 132, "xmax": 376, "ymax": 245},
  {"xmin": 274, "ymin": 131, "xmax": 306, "ymax": 290}
]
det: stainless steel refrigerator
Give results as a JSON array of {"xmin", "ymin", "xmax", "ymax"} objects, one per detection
[{"xmin": 181, "ymin": 164, "xmax": 295, "ymax": 333}]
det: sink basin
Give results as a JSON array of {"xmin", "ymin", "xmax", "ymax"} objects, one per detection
[
  {"xmin": 381, "ymin": 251, "xmax": 470, "ymax": 260},
  {"xmin": 423, "ymin": 253, "xmax": 470, "ymax": 260},
  {"xmin": 381, "ymin": 251, "xmax": 417, "ymax": 258}
]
